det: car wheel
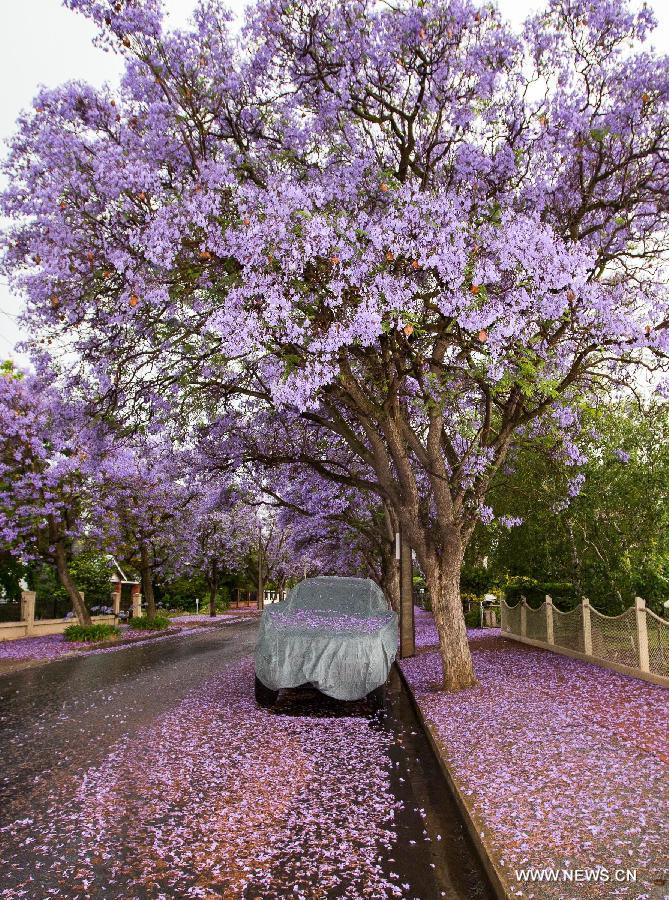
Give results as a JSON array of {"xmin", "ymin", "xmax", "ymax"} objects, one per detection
[
  {"xmin": 255, "ymin": 675, "xmax": 279, "ymax": 708},
  {"xmin": 367, "ymin": 684, "xmax": 386, "ymax": 709}
]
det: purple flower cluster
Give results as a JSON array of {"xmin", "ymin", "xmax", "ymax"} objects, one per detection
[{"xmin": 271, "ymin": 607, "xmax": 394, "ymax": 634}]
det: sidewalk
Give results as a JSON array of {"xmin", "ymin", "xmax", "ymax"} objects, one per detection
[{"xmin": 400, "ymin": 608, "xmax": 669, "ymax": 899}]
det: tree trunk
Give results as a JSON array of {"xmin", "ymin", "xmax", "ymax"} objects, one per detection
[
  {"xmin": 208, "ymin": 560, "xmax": 219, "ymax": 617},
  {"xmin": 139, "ymin": 542, "xmax": 157, "ymax": 620},
  {"xmin": 399, "ymin": 529, "xmax": 415, "ymax": 658},
  {"xmin": 257, "ymin": 533, "xmax": 264, "ymax": 611},
  {"xmin": 380, "ymin": 504, "xmax": 400, "ymax": 612},
  {"xmin": 566, "ymin": 520, "xmax": 583, "ymax": 595},
  {"xmin": 424, "ymin": 548, "xmax": 477, "ymax": 691},
  {"xmin": 54, "ymin": 538, "xmax": 91, "ymax": 626},
  {"xmin": 383, "ymin": 562, "xmax": 401, "ymax": 613}
]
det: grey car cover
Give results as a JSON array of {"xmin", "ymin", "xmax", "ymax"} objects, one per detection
[{"xmin": 255, "ymin": 576, "xmax": 399, "ymax": 701}]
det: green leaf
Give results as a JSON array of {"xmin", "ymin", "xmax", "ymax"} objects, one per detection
[{"xmin": 589, "ymin": 126, "xmax": 610, "ymax": 143}]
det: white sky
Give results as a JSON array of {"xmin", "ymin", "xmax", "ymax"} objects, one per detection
[{"xmin": 1, "ymin": 0, "xmax": 668, "ymax": 363}]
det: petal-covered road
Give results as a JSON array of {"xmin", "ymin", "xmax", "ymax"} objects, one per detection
[{"xmin": 0, "ymin": 619, "xmax": 491, "ymax": 898}]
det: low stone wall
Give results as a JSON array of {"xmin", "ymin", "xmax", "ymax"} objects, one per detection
[{"xmin": 0, "ymin": 615, "xmax": 117, "ymax": 642}]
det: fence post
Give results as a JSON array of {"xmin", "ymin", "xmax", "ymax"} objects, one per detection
[
  {"xmin": 582, "ymin": 597, "xmax": 592, "ymax": 656},
  {"xmin": 20, "ymin": 590, "xmax": 36, "ymax": 636},
  {"xmin": 635, "ymin": 597, "xmax": 650, "ymax": 673},
  {"xmin": 520, "ymin": 599, "xmax": 527, "ymax": 638},
  {"xmin": 545, "ymin": 595, "xmax": 554, "ymax": 645}
]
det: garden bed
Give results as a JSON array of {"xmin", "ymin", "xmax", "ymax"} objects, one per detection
[{"xmin": 400, "ymin": 608, "xmax": 669, "ymax": 898}]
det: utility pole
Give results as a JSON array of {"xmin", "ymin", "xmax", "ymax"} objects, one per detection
[
  {"xmin": 396, "ymin": 529, "xmax": 415, "ymax": 658},
  {"xmin": 257, "ymin": 524, "xmax": 264, "ymax": 610}
]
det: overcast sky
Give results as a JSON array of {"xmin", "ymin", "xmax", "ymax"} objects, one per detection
[{"xmin": 1, "ymin": 0, "xmax": 668, "ymax": 363}]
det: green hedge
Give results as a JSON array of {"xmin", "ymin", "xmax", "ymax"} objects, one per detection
[
  {"xmin": 503, "ymin": 576, "xmax": 578, "ymax": 610},
  {"xmin": 464, "ymin": 607, "xmax": 481, "ymax": 628}
]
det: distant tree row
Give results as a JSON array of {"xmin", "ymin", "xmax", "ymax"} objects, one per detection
[{"xmin": 465, "ymin": 402, "xmax": 669, "ymax": 616}]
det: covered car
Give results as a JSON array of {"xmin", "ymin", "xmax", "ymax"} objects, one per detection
[{"xmin": 254, "ymin": 576, "xmax": 399, "ymax": 705}]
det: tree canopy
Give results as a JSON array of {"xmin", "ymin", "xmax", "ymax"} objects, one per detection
[{"xmin": 2, "ymin": 0, "xmax": 669, "ymax": 687}]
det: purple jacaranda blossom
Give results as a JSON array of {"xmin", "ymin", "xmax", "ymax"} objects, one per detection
[{"xmin": 271, "ymin": 608, "xmax": 395, "ymax": 634}]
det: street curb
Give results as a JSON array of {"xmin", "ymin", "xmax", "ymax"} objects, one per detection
[{"xmin": 395, "ymin": 661, "xmax": 511, "ymax": 900}]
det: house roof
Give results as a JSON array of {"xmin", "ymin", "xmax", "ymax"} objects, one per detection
[{"xmin": 109, "ymin": 556, "xmax": 139, "ymax": 585}]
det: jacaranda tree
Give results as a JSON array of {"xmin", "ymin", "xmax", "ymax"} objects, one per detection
[
  {"xmin": 96, "ymin": 437, "xmax": 195, "ymax": 620},
  {"xmin": 0, "ymin": 362, "xmax": 109, "ymax": 625},
  {"xmin": 3, "ymin": 0, "xmax": 669, "ymax": 688},
  {"xmin": 199, "ymin": 408, "xmax": 403, "ymax": 604},
  {"xmin": 180, "ymin": 482, "xmax": 259, "ymax": 615}
]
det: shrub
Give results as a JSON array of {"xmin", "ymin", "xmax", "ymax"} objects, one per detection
[
  {"xmin": 129, "ymin": 614, "xmax": 171, "ymax": 631},
  {"xmin": 503, "ymin": 576, "xmax": 578, "ymax": 610},
  {"xmin": 464, "ymin": 607, "xmax": 481, "ymax": 629},
  {"xmin": 461, "ymin": 565, "xmax": 497, "ymax": 596},
  {"xmin": 64, "ymin": 622, "xmax": 120, "ymax": 642}
]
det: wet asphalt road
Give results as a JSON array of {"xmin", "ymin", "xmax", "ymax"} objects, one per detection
[{"xmin": 0, "ymin": 620, "xmax": 491, "ymax": 899}]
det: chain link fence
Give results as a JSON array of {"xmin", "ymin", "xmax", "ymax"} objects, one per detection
[
  {"xmin": 524, "ymin": 602, "xmax": 547, "ymax": 643},
  {"xmin": 589, "ymin": 607, "xmax": 638, "ymax": 669},
  {"xmin": 505, "ymin": 600, "xmax": 521, "ymax": 635},
  {"xmin": 647, "ymin": 610, "xmax": 669, "ymax": 678},
  {"xmin": 501, "ymin": 595, "xmax": 669, "ymax": 685},
  {"xmin": 553, "ymin": 606, "xmax": 585, "ymax": 654}
]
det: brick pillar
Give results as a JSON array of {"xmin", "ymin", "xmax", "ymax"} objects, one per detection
[
  {"xmin": 545, "ymin": 595, "xmax": 554, "ymax": 645},
  {"xmin": 520, "ymin": 599, "xmax": 527, "ymax": 638},
  {"xmin": 582, "ymin": 597, "xmax": 592, "ymax": 656},
  {"xmin": 21, "ymin": 590, "xmax": 36, "ymax": 636},
  {"xmin": 635, "ymin": 597, "xmax": 650, "ymax": 673}
]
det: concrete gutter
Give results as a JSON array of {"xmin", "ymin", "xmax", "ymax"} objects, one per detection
[{"xmin": 396, "ymin": 661, "xmax": 511, "ymax": 900}]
